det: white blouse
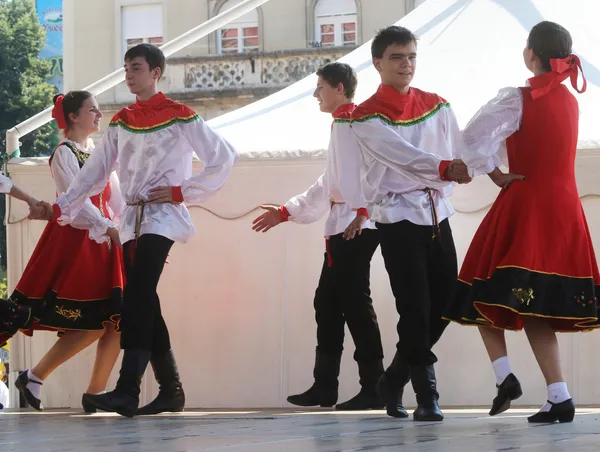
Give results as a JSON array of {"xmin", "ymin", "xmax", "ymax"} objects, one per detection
[
  {"xmin": 461, "ymin": 87, "xmax": 523, "ymax": 173},
  {"xmin": 284, "ymin": 117, "xmax": 375, "ymax": 237},
  {"xmin": 51, "ymin": 139, "xmax": 123, "ymax": 243}
]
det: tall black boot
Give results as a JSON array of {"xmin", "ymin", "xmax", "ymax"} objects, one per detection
[
  {"xmin": 336, "ymin": 360, "xmax": 384, "ymax": 410},
  {"xmin": 376, "ymin": 351, "xmax": 410, "ymax": 418},
  {"xmin": 287, "ymin": 350, "xmax": 340, "ymax": 407},
  {"xmin": 83, "ymin": 348, "xmax": 150, "ymax": 418},
  {"xmin": 137, "ymin": 349, "xmax": 185, "ymax": 415},
  {"xmin": 411, "ymin": 365, "xmax": 443, "ymax": 421}
]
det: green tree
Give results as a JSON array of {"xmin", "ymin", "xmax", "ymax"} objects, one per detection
[{"xmin": 0, "ymin": 0, "xmax": 56, "ymax": 158}]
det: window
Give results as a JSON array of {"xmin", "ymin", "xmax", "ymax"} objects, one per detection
[
  {"xmin": 121, "ymin": 4, "xmax": 164, "ymax": 54},
  {"xmin": 315, "ymin": 0, "xmax": 357, "ymax": 47},
  {"xmin": 217, "ymin": 0, "xmax": 260, "ymax": 54}
]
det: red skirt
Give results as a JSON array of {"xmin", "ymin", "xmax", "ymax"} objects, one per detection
[
  {"xmin": 0, "ymin": 218, "xmax": 124, "ymax": 345},
  {"xmin": 445, "ymin": 182, "xmax": 600, "ymax": 332}
]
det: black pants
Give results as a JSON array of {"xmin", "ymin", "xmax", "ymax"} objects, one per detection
[
  {"xmin": 120, "ymin": 234, "xmax": 174, "ymax": 354},
  {"xmin": 377, "ymin": 219, "xmax": 457, "ymax": 367},
  {"xmin": 314, "ymin": 229, "xmax": 384, "ymax": 364}
]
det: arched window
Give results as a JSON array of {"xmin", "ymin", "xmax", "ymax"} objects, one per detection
[
  {"xmin": 314, "ymin": 0, "xmax": 357, "ymax": 47},
  {"xmin": 217, "ymin": 0, "xmax": 260, "ymax": 54}
]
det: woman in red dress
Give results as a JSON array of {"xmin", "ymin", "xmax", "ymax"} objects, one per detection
[
  {"xmin": 0, "ymin": 91, "xmax": 125, "ymax": 412},
  {"xmin": 444, "ymin": 21, "xmax": 598, "ymax": 423}
]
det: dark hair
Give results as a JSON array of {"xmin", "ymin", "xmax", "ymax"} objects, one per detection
[
  {"xmin": 371, "ymin": 26, "xmax": 418, "ymax": 59},
  {"xmin": 528, "ymin": 21, "xmax": 572, "ymax": 72},
  {"xmin": 53, "ymin": 91, "xmax": 93, "ymax": 129},
  {"xmin": 124, "ymin": 43, "xmax": 166, "ymax": 78},
  {"xmin": 316, "ymin": 62, "xmax": 358, "ymax": 100}
]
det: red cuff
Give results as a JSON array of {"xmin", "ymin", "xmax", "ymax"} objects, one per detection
[
  {"xmin": 278, "ymin": 205, "xmax": 290, "ymax": 222},
  {"xmin": 51, "ymin": 204, "xmax": 61, "ymax": 222},
  {"xmin": 439, "ymin": 160, "xmax": 452, "ymax": 181},
  {"xmin": 357, "ymin": 208, "xmax": 369, "ymax": 219},
  {"xmin": 172, "ymin": 186, "xmax": 184, "ymax": 203}
]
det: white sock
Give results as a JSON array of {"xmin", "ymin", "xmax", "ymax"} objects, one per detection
[
  {"xmin": 27, "ymin": 370, "xmax": 43, "ymax": 400},
  {"xmin": 538, "ymin": 381, "xmax": 571, "ymax": 412},
  {"xmin": 492, "ymin": 356, "xmax": 512, "ymax": 386}
]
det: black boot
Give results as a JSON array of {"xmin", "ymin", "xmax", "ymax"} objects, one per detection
[
  {"xmin": 287, "ymin": 350, "xmax": 340, "ymax": 407},
  {"xmin": 527, "ymin": 399, "xmax": 575, "ymax": 423},
  {"xmin": 84, "ymin": 348, "xmax": 150, "ymax": 418},
  {"xmin": 490, "ymin": 373, "xmax": 522, "ymax": 416},
  {"xmin": 411, "ymin": 365, "xmax": 443, "ymax": 421},
  {"xmin": 376, "ymin": 352, "xmax": 410, "ymax": 418},
  {"xmin": 336, "ymin": 360, "xmax": 384, "ymax": 411},
  {"xmin": 137, "ymin": 349, "xmax": 185, "ymax": 415}
]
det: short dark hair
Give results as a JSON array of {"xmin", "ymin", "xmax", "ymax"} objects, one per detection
[
  {"xmin": 316, "ymin": 62, "xmax": 357, "ymax": 100},
  {"xmin": 53, "ymin": 91, "xmax": 93, "ymax": 129},
  {"xmin": 371, "ymin": 26, "xmax": 418, "ymax": 59},
  {"xmin": 124, "ymin": 43, "xmax": 166, "ymax": 78},
  {"xmin": 528, "ymin": 21, "xmax": 572, "ymax": 72}
]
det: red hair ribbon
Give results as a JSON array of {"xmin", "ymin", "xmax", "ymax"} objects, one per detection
[
  {"xmin": 51, "ymin": 95, "xmax": 67, "ymax": 130},
  {"xmin": 530, "ymin": 54, "xmax": 587, "ymax": 100}
]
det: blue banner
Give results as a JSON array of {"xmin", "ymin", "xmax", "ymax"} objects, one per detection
[{"xmin": 36, "ymin": 0, "xmax": 63, "ymax": 93}]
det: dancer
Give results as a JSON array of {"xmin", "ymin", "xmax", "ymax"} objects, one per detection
[
  {"xmin": 0, "ymin": 91, "xmax": 125, "ymax": 413},
  {"xmin": 252, "ymin": 62, "xmax": 384, "ymax": 411},
  {"xmin": 46, "ymin": 44, "xmax": 237, "ymax": 417},
  {"xmin": 348, "ymin": 26, "xmax": 478, "ymax": 421},
  {"xmin": 444, "ymin": 21, "xmax": 596, "ymax": 424}
]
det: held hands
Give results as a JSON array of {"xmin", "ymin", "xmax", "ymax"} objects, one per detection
[
  {"xmin": 443, "ymin": 160, "xmax": 472, "ymax": 184},
  {"xmin": 488, "ymin": 167, "xmax": 525, "ymax": 189},
  {"xmin": 252, "ymin": 205, "xmax": 282, "ymax": 233},
  {"xmin": 343, "ymin": 214, "xmax": 367, "ymax": 241},
  {"xmin": 27, "ymin": 198, "xmax": 53, "ymax": 221}
]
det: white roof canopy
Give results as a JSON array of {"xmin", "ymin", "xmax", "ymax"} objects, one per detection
[{"xmin": 208, "ymin": 0, "xmax": 600, "ymax": 159}]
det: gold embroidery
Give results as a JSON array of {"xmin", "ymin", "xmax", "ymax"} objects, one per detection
[
  {"xmin": 55, "ymin": 305, "xmax": 82, "ymax": 321},
  {"xmin": 512, "ymin": 288, "xmax": 534, "ymax": 306}
]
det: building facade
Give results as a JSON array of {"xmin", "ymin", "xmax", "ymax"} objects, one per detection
[{"xmin": 63, "ymin": 0, "xmax": 422, "ymax": 127}]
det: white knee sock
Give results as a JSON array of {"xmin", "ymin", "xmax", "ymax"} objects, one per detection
[
  {"xmin": 27, "ymin": 369, "xmax": 43, "ymax": 400},
  {"xmin": 492, "ymin": 356, "xmax": 512, "ymax": 386},
  {"xmin": 539, "ymin": 382, "xmax": 571, "ymax": 412}
]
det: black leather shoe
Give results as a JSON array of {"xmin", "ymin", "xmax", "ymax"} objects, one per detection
[
  {"xmin": 528, "ymin": 399, "xmax": 575, "ymax": 423},
  {"xmin": 335, "ymin": 388, "xmax": 383, "ymax": 411},
  {"xmin": 287, "ymin": 383, "xmax": 337, "ymax": 407},
  {"xmin": 137, "ymin": 350, "xmax": 185, "ymax": 415},
  {"xmin": 410, "ymin": 365, "xmax": 443, "ymax": 422},
  {"xmin": 15, "ymin": 370, "xmax": 43, "ymax": 411},
  {"xmin": 490, "ymin": 373, "xmax": 522, "ymax": 416},
  {"xmin": 82, "ymin": 393, "xmax": 97, "ymax": 414},
  {"xmin": 376, "ymin": 373, "xmax": 409, "ymax": 418},
  {"xmin": 84, "ymin": 348, "xmax": 150, "ymax": 418}
]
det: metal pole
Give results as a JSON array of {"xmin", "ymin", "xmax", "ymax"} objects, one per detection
[{"xmin": 5, "ymin": 0, "xmax": 272, "ymax": 156}]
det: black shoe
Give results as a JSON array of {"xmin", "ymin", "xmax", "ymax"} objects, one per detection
[
  {"xmin": 410, "ymin": 365, "xmax": 443, "ymax": 422},
  {"xmin": 288, "ymin": 350, "xmax": 340, "ymax": 407},
  {"xmin": 377, "ymin": 352, "xmax": 410, "ymax": 418},
  {"xmin": 490, "ymin": 373, "xmax": 522, "ymax": 416},
  {"xmin": 376, "ymin": 373, "xmax": 409, "ymax": 418},
  {"xmin": 137, "ymin": 349, "xmax": 185, "ymax": 415},
  {"xmin": 82, "ymin": 393, "xmax": 97, "ymax": 414},
  {"xmin": 15, "ymin": 370, "xmax": 43, "ymax": 411},
  {"xmin": 528, "ymin": 399, "xmax": 575, "ymax": 423},
  {"xmin": 84, "ymin": 348, "xmax": 150, "ymax": 418},
  {"xmin": 287, "ymin": 383, "xmax": 338, "ymax": 407},
  {"xmin": 336, "ymin": 388, "xmax": 383, "ymax": 411}
]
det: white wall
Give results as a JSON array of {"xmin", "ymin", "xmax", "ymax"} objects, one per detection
[{"xmin": 6, "ymin": 150, "xmax": 600, "ymax": 408}]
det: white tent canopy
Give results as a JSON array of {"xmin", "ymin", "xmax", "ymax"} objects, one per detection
[{"xmin": 208, "ymin": 0, "xmax": 600, "ymax": 159}]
